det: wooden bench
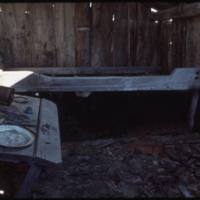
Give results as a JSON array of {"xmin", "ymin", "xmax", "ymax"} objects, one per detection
[
  {"xmin": 1, "ymin": 67, "xmax": 200, "ymax": 131},
  {"xmin": 0, "ymin": 94, "xmax": 62, "ymax": 197},
  {"xmin": 0, "ymin": 67, "xmax": 199, "ymax": 92}
]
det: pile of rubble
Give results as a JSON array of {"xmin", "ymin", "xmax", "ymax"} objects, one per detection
[{"xmin": 32, "ymin": 133, "xmax": 200, "ymax": 198}]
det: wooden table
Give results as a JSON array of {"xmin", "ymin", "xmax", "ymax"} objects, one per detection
[{"xmin": 0, "ymin": 94, "xmax": 62, "ymax": 197}]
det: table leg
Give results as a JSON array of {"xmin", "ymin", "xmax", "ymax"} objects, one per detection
[
  {"xmin": 188, "ymin": 90, "xmax": 200, "ymax": 131},
  {"xmin": 15, "ymin": 164, "xmax": 41, "ymax": 198}
]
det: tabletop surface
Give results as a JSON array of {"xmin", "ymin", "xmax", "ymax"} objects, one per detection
[{"xmin": 0, "ymin": 95, "xmax": 62, "ymax": 165}]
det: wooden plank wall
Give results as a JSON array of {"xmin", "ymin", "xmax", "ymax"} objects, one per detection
[
  {"xmin": 185, "ymin": 17, "xmax": 200, "ymax": 68},
  {"xmin": 158, "ymin": 18, "xmax": 187, "ymax": 73},
  {"xmin": 0, "ymin": 2, "xmax": 189, "ymax": 71}
]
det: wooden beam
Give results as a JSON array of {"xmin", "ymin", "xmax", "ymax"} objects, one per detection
[
  {"xmin": 153, "ymin": 3, "xmax": 200, "ymax": 21},
  {"xmin": 188, "ymin": 90, "xmax": 199, "ymax": 130},
  {"xmin": 0, "ymin": 68, "xmax": 199, "ymax": 93},
  {"xmin": 4, "ymin": 66, "xmax": 161, "ymax": 76}
]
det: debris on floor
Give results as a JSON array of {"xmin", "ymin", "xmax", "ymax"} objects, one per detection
[
  {"xmin": 31, "ymin": 133, "xmax": 200, "ymax": 198},
  {"xmin": 0, "ymin": 93, "xmax": 198, "ymax": 198}
]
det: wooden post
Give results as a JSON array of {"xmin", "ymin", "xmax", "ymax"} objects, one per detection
[
  {"xmin": 15, "ymin": 164, "xmax": 41, "ymax": 198},
  {"xmin": 188, "ymin": 90, "xmax": 199, "ymax": 131}
]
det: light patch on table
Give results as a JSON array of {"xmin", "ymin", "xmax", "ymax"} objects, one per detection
[{"xmin": 0, "ymin": 71, "xmax": 33, "ymax": 87}]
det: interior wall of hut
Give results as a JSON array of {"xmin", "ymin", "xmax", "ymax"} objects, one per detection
[
  {"xmin": 0, "ymin": 2, "xmax": 196, "ymax": 72},
  {"xmin": 185, "ymin": 17, "xmax": 200, "ymax": 68}
]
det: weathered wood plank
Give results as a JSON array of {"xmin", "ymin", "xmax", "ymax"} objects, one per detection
[
  {"xmin": 188, "ymin": 90, "xmax": 199, "ymax": 130},
  {"xmin": 134, "ymin": 3, "xmax": 159, "ymax": 66},
  {"xmin": 29, "ymin": 3, "xmax": 56, "ymax": 67},
  {"xmin": 0, "ymin": 68, "xmax": 199, "ymax": 92},
  {"xmin": 158, "ymin": 17, "xmax": 187, "ymax": 72},
  {"xmin": 36, "ymin": 98, "xmax": 62, "ymax": 164},
  {"xmin": 127, "ymin": 3, "xmax": 137, "ymax": 66},
  {"xmin": 158, "ymin": 19, "xmax": 173, "ymax": 73},
  {"xmin": 0, "ymin": 95, "xmax": 40, "ymax": 161},
  {"xmin": 153, "ymin": 3, "xmax": 200, "ymax": 20},
  {"xmin": 75, "ymin": 3, "xmax": 91, "ymax": 66},
  {"xmin": 15, "ymin": 164, "xmax": 41, "ymax": 198},
  {"xmin": 91, "ymin": 3, "xmax": 115, "ymax": 66},
  {"xmin": 135, "ymin": 3, "xmax": 148, "ymax": 65},
  {"xmin": 0, "ymin": 3, "xmax": 162, "ymax": 69},
  {"xmin": 51, "ymin": 3, "xmax": 66, "ymax": 67},
  {"xmin": 0, "ymin": 3, "xmax": 30, "ymax": 67},
  {"xmin": 5, "ymin": 66, "xmax": 161, "ymax": 76},
  {"xmin": 185, "ymin": 16, "xmax": 200, "ymax": 68},
  {"xmin": 112, "ymin": 3, "xmax": 128, "ymax": 66},
  {"xmin": 62, "ymin": 3, "xmax": 75, "ymax": 66},
  {"xmin": 172, "ymin": 19, "xmax": 187, "ymax": 68},
  {"xmin": 0, "ymin": 3, "xmax": 76, "ymax": 68},
  {"xmin": 3, "ymin": 3, "xmax": 32, "ymax": 67}
]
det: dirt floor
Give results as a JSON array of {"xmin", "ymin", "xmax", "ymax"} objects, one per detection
[
  {"xmin": 1, "ymin": 92, "xmax": 200, "ymax": 198},
  {"xmin": 30, "ymin": 133, "xmax": 200, "ymax": 198},
  {"xmin": 2, "ymin": 132, "xmax": 200, "ymax": 198}
]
